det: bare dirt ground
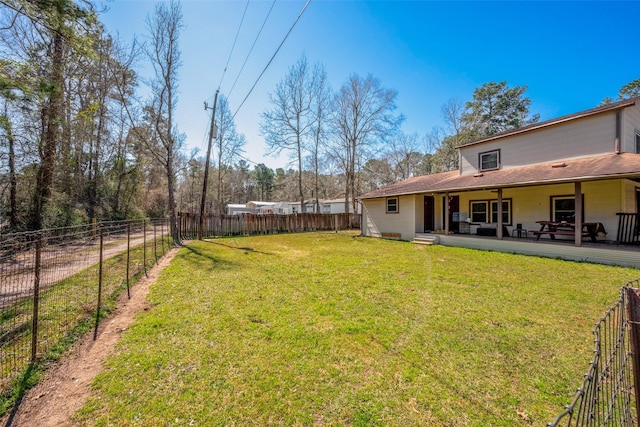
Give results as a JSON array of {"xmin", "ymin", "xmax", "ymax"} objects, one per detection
[
  {"xmin": 1, "ymin": 246, "xmax": 180, "ymax": 427},
  {"xmin": 1, "ymin": 230, "xmax": 163, "ymax": 309}
]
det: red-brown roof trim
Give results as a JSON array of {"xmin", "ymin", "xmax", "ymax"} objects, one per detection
[{"xmin": 358, "ymin": 153, "xmax": 640, "ymax": 200}]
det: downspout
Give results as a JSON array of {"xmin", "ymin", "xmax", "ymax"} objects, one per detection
[{"xmin": 615, "ymin": 109, "xmax": 621, "ymax": 154}]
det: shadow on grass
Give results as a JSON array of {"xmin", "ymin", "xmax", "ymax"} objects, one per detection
[
  {"xmin": 202, "ymin": 239, "xmax": 274, "ymax": 256},
  {"xmin": 180, "ymin": 243, "xmax": 269, "ymax": 273}
]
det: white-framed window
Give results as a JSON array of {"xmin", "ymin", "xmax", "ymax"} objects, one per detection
[
  {"xmin": 551, "ymin": 195, "xmax": 584, "ymax": 222},
  {"xmin": 470, "ymin": 199, "xmax": 512, "ymax": 224},
  {"xmin": 386, "ymin": 197, "xmax": 399, "ymax": 214},
  {"xmin": 490, "ymin": 200, "xmax": 512, "ymax": 225},
  {"xmin": 479, "ymin": 149, "xmax": 500, "ymax": 172},
  {"xmin": 470, "ymin": 201, "xmax": 488, "ymax": 222},
  {"xmin": 635, "ymin": 130, "xmax": 640, "ymax": 154}
]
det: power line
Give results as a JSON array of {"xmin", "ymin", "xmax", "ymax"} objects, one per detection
[
  {"xmin": 232, "ymin": 0, "xmax": 312, "ymax": 121},
  {"xmin": 217, "ymin": 0, "xmax": 250, "ymax": 91},
  {"xmin": 227, "ymin": 0, "xmax": 277, "ymax": 99}
]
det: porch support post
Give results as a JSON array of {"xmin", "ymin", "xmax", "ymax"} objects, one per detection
[
  {"xmin": 574, "ymin": 181, "xmax": 583, "ymax": 247},
  {"xmin": 444, "ymin": 192, "xmax": 450, "ymax": 233},
  {"xmin": 497, "ymin": 188, "xmax": 503, "ymax": 240}
]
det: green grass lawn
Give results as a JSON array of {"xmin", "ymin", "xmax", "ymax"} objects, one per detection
[{"xmin": 74, "ymin": 232, "xmax": 638, "ymax": 426}]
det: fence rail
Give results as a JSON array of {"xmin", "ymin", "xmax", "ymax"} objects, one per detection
[
  {"xmin": 617, "ymin": 213, "xmax": 640, "ymax": 245},
  {"xmin": 179, "ymin": 212, "xmax": 361, "ymax": 239},
  {"xmin": 0, "ymin": 219, "xmax": 173, "ymax": 397},
  {"xmin": 548, "ymin": 278, "xmax": 640, "ymax": 426}
]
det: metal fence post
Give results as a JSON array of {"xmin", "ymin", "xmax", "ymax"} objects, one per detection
[
  {"xmin": 153, "ymin": 221, "xmax": 158, "ymax": 263},
  {"xmin": 161, "ymin": 219, "xmax": 165, "ymax": 255},
  {"xmin": 143, "ymin": 220, "xmax": 148, "ymax": 278},
  {"xmin": 93, "ymin": 229, "xmax": 104, "ymax": 341},
  {"xmin": 30, "ymin": 234, "xmax": 42, "ymax": 362},
  {"xmin": 126, "ymin": 223, "xmax": 131, "ymax": 299},
  {"xmin": 625, "ymin": 287, "xmax": 640, "ymax": 426}
]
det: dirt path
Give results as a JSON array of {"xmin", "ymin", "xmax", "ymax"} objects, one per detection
[
  {"xmin": 1, "ymin": 230, "xmax": 166, "ymax": 309},
  {"xmin": 1, "ymin": 246, "xmax": 180, "ymax": 427}
]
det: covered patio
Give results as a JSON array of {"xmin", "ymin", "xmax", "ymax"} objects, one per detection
[
  {"xmin": 416, "ymin": 232, "xmax": 640, "ymax": 269},
  {"xmin": 427, "ymin": 153, "xmax": 640, "ymax": 247}
]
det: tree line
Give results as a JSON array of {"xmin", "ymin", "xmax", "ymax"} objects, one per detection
[{"xmin": 0, "ymin": 0, "xmax": 637, "ymax": 236}]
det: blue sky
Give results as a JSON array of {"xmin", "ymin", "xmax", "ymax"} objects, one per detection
[{"xmin": 100, "ymin": 0, "xmax": 640, "ymax": 170}]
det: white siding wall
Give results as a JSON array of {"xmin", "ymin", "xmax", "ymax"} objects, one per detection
[
  {"xmin": 414, "ymin": 195, "xmax": 424, "ymax": 233},
  {"xmin": 361, "ymin": 195, "xmax": 416, "ymax": 240},
  {"xmin": 623, "ymin": 103, "xmax": 640, "ymax": 153},
  {"xmin": 460, "ymin": 112, "xmax": 617, "ymax": 176}
]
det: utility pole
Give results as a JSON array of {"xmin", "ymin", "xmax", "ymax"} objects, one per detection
[{"xmin": 198, "ymin": 89, "xmax": 219, "ymax": 240}]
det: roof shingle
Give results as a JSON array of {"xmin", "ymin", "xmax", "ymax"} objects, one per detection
[{"xmin": 359, "ymin": 153, "xmax": 640, "ymax": 199}]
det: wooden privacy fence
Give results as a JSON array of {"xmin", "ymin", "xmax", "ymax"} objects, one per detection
[{"xmin": 178, "ymin": 212, "xmax": 361, "ymax": 239}]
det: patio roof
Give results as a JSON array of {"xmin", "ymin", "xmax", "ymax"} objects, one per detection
[{"xmin": 359, "ymin": 153, "xmax": 640, "ymax": 199}]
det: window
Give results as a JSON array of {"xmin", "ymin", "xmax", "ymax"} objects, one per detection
[
  {"xmin": 491, "ymin": 200, "xmax": 512, "ymax": 225},
  {"xmin": 470, "ymin": 201, "xmax": 488, "ymax": 222},
  {"xmin": 470, "ymin": 199, "xmax": 511, "ymax": 224},
  {"xmin": 551, "ymin": 195, "xmax": 584, "ymax": 222},
  {"xmin": 386, "ymin": 197, "xmax": 399, "ymax": 214},
  {"xmin": 635, "ymin": 131, "xmax": 640, "ymax": 154},
  {"xmin": 479, "ymin": 150, "xmax": 500, "ymax": 171}
]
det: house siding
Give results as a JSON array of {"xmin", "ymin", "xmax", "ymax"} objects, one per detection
[
  {"xmin": 365, "ymin": 179, "xmax": 631, "ymax": 242},
  {"xmin": 438, "ymin": 180, "xmax": 625, "ymax": 241},
  {"xmin": 362, "ymin": 195, "xmax": 416, "ymax": 240},
  {"xmin": 460, "ymin": 112, "xmax": 617, "ymax": 175},
  {"xmin": 414, "ymin": 195, "xmax": 424, "ymax": 234},
  {"xmin": 623, "ymin": 103, "xmax": 640, "ymax": 153},
  {"xmin": 623, "ymin": 180, "xmax": 640, "ymax": 212}
]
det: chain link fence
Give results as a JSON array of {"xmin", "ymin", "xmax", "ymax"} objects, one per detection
[
  {"xmin": 0, "ymin": 219, "xmax": 173, "ymax": 400},
  {"xmin": 548, "ymin": 278, "xmax": 640, "ymax": 426}
]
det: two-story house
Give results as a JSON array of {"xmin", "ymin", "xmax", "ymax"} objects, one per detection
[{"xmin": 359, "ymin": 97, "xmax": 640, "ymax": 264}]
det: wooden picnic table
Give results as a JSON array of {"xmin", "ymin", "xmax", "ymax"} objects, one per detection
[{"xmin": 532, "ymin": 221, "xmax": 603, "ymax": 242}]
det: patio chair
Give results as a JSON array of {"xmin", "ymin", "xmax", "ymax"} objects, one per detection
[{"xmin": 512, "ymin": 223, "xmax": 527, "ymax": 238}]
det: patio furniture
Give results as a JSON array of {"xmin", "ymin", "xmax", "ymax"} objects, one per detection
[
  {"xmin": 512, "ymin": 223, "xmax": 528, "ymax": 238},
  {"xmin": 532, "ymin": 221, "xmax": 604, "ymax": 242},
  {"xmin": 476, "ymin": 225, "xmax": 510, "ymax": 237}
]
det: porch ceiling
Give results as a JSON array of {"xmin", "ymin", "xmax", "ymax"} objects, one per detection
[{"xmin": 359, "ymin": 153, "xmax": 640, "ymax": 199}]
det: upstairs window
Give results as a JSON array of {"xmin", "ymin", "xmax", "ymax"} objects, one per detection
[
  {"xmin": 386, "ymin": 197, "xmax": 399, "ymax": 214},
  {"xmin": 636, "ymin": 131, "xmax": 640, "ymax": 154},
  {"xmin": 479, "ymin": 150, "xmax": 500, "ymax": 171}
]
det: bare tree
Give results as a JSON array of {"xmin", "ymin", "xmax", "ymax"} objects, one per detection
[
  {"xmin": 308, "ymin": 62, "xmax": 330, "ymax": 212},
  {"xmin": 145, "ymin": 0, "xmax": 184, "ymax": 240},
  {"xmin": 261, "ymin": 55, "xmax": 325, "ymax": 216},
  {"xmin": 387, "ymin": 132, "xmax": 422, "ymax": 181},
  {"xmin": 332, "ymin": 73, "xmax": 403, "ymax": 214},
  {"xmin": 433, "ymin": 98, "xmax": 467, "ymax": 171},
  {"xmin": 215, "ymin": 94, "xmax": 245, "ymax": 215}
]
